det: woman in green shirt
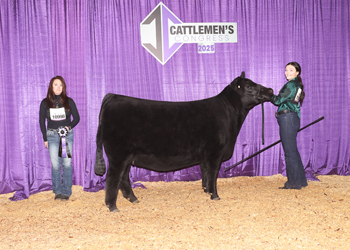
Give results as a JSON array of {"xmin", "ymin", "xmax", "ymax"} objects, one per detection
[{"xmin": 271, "ymin": 62, "xmax": 308, "ymax": 190}]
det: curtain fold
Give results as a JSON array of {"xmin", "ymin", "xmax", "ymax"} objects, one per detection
[{"xmin": 0, "ymin": 0, "xmax": 349, "ymax": 199}]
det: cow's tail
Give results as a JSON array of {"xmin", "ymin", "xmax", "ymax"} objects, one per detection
[{"xmin": 94, "ymin": 93, "xmax": 114, "ymax": 176}]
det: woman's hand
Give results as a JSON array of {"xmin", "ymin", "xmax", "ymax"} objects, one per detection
[
  {"xmin": 44, "ymin": 141, "xmax": 48, "ymax": 149},
  {"xmin": 65, "ymin": 126, "xmax": 70, "ymax": 132}
]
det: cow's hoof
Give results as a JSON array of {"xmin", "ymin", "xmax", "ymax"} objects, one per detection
[
  {"xmin": 107, "ymin": 204, "xmax": 120, "ymax": 212},
  {"xmin": 94, "ymin": 169, "xmax": 105, "ymax": 177},
  {"xmin": 109, "ymin": 207, "xmax": 120, "ymax": 213},
  {"xmin": 210, "ymin": 195, "xmax": 220, "ymax": 201},
  {"xmin": 127, "ymin": 197, "xmax": 140, "ymax": 203}
]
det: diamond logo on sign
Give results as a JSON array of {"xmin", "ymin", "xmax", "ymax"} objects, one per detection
[
  {"xmin": 140, "ymin": 3, "xmax": 183, "ymax": 65},
  {"xmin": 141, "ymin": 2, "xmax": 237, "ymax": 65}
]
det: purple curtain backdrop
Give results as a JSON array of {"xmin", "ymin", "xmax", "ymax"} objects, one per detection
[{"xmin": 0, "ymin": 0, "xmax": 349, "ymax": 199}]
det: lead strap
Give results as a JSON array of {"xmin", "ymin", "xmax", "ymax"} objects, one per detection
[{"xmin": 261, "ymin": 103, "xmax": 265, "ymax": 145}]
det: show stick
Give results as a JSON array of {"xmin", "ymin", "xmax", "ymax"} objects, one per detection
[{"xmin": 224, "ymin": 116, "xmax": 325, "ymax": 172}]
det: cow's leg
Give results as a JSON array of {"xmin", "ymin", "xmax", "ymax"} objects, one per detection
[
  {"xmin": 120, "ymin": 164, "xmax": 139, "ymax": 204},
  {"xmin": 206, "ymin": 160, "xmax": 221, "ymax": 200},
  {"xmin": 200, "ymin": 163, "xmax": 209, "ymax": 193},
  {"xmin": 105, "ymin": 158, "xmax": 129, "ymax": 212}
]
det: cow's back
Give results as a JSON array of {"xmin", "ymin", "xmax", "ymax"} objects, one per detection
[{"xmin": 100, "ymin": 94, "xmax": 237, "ymax": 170}]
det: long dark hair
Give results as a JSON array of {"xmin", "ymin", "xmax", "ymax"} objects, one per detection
[
  {"xmin": 46, "ymin": 76, "xmax": 70, "ymax": 110},
  {"xmin": 286, "ymin": 62, "xmax": 305, "ymax": 106}
]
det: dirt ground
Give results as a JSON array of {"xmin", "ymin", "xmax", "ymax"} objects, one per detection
[{"xmin": 0, "ymin": 174, "xmax": 349, "ymax": 249}]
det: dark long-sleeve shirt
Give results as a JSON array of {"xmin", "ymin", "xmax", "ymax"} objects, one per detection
[
  {"xmin": 39, "ymin": 95, "xmax": 80, "ymax": 141},
  {"xmin": 270, "ymin": 78, "xmax": 301, "ymax": 118}
]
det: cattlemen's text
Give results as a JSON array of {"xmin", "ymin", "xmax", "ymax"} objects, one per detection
[{"xmin": 170, "ymin": 25, "xmax": 235, "ymax": 35}]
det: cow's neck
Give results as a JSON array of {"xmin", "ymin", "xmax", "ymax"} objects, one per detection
[
  {"xmin": 235, "ymin": 108, "xmax": 250, "ymax": 132},
  {"xmin": 219, "ymin": 86, "xmax": 251, "ymax": 134}
]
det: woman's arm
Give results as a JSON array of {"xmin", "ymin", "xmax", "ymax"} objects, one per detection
[
  {"xmin": 69, "ymin": 98, "xmax": 80, "ymax": 128},
  {"xmin": 270, "ymin": 81, "xmax": 297, "ymax": 106}
]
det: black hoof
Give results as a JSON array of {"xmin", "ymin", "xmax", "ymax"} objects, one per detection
[
  {"xmin": 278, "ymin": 186, "xmax": 301, "ymax": 190},
  {"xmin": 210, "ymin": 194, "xmax": 220, "ymax": 200},
  {"xmin": 107, "ymin": 204, "xmax": 120, "ymax": 212},
  {"xmin": 94, "ymin": 170, "xmax": 105, "ymax": 176},
  {"xmin": 109, "ymin": 207, "xmax": 120, "ymax": 213}
]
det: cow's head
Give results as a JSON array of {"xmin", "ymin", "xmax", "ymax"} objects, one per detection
[{"xmin": 230, "ymin": 72, "xmax": 273, "ymax": 109}]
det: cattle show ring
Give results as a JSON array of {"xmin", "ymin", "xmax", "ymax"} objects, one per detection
[{"xmin": 1, "ymin": 1, "xmax": 349, "ymax": 249}]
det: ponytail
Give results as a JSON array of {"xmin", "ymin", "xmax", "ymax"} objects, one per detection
[
  {"xmin": 297, "ymin": 75, "xmax": 305, "ymax": 106},
  {"xmin": 286, "ymin": 62, "xmax": 305, "ymax": 107}
]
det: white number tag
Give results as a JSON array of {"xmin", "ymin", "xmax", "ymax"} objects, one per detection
[
  {"xmin": 294, "ymin": 88, "xmax": 302, "ymax": 103},
  {"xmin": 50, "ymin": 108, "xmax": 66, "ymax": 121}
]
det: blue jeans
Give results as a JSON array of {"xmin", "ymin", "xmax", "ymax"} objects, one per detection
[
  {"xmin": 277, "ymin": 112, "xmax": 307, "ymax": 189},
  {"xmin": 47, "ymin": 129, "xmax": 74, "ymax": 197}
]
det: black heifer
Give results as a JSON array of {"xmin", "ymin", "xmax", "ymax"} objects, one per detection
[{"xmin": 95, "ymin": 72, "xmax": 273, "ymax": 212}]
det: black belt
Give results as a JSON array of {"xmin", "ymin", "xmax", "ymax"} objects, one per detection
[
  {"xmin": 275, "ymin": 110, "xmax": 293, "ymax": 118},
  {"xmin": 48, "ymin": 127, "xmax": 71, "ymax": 132}
]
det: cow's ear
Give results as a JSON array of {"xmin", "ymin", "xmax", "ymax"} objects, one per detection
[
  {"xmin": 231, "ymin": 77, "xmax": 239, "ymax": 87},
  {"xmin": 240, "ymin": 71, "xmax": 245, "ymax": 78}
]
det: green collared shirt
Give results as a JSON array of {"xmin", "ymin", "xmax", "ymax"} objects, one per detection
[{"xmin": 271, "ymin": 78, "xmax": 301, "ymax": 118}]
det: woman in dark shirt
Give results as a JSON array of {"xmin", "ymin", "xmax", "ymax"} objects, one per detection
[
  {"xmin": 270, "ymin": 62, "xmax": 308, "ymax": 190},
  {"xmin": 39, "ymin": 76, "xmax": 80, "ymax": 200}
]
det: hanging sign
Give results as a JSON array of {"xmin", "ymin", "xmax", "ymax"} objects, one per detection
[{"xmin": 140, "ymin": 2, "xmax": 237, "ymax": 64}]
